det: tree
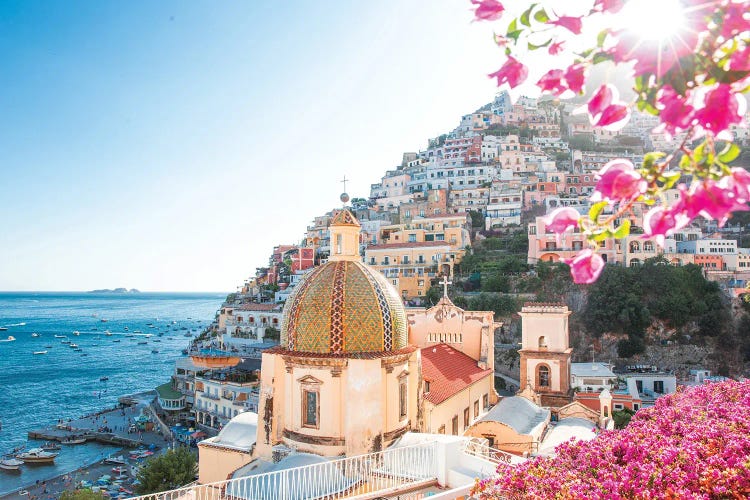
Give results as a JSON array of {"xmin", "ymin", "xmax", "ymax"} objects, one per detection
[
  {"xmin": 60, "ymin": 491, "xmax": 105, "ymax": 500},
  {"xmin": 135, "ymin": 447, "xmax": 197, "ymax": 495},
  {"xmin": 467, "ymin": 210, "xmax": 485, "ymax": 228},
  {"xmin": 611, "ymin": 408, "xmax": 636, "ymax": 430}
]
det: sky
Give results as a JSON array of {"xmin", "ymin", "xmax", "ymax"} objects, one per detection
[{"xmin": 0, "ymin": 0, "xmax": 505, "ymax": 292}]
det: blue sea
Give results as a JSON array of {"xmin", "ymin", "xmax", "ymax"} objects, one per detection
[{"xmin": 0, "ymin": 291, "xmax": 226, "ymax": 495}]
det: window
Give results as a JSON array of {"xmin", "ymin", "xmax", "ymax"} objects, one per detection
[
  {"xmin": 424, "ymin": 381, "xmax": 430, "ymax": 393},
  {"xmin": 474, "ymin": 400, "xmax": 480, "ymax": 418},
  {"xmin": 303, "ymin": 390, "xmax": 319, "ymax": 428},
  {"xmin": 452, "ymin": 415, "xmax": 459, "ymax": 435},
  {"xmin": 399, "ymin": 381, "xmax": 407, "ymax": 419},
  {"xmin": 464, "ymin": 407, "xmax": 470, "ymax": 429},
  {"xmin": 538, "ymin": 336, "xmax": 547, "ymax": 348},
  {"xmin": 408, "ymin": 234, "xmax": 416, "ymax": 243},
  {"xmin": 483, "ymin": 393, "xmax": 489, "ymax": 409},
  {"xmin": 438, "ymin": 425, "xmax": 445, "ymax": 434},
  {"xmin": 336, "ymin": 234, "xmax": 342, "ymax": 255},
  {"xmin": 653, "ymin": 380, "xmax": 665, "ymax": 393},
  {"xmin": 538, "ymin": 365, "xmax": 550, "ymax": 388}
]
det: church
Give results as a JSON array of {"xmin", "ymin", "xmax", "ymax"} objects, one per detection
[{"xmin": 198, "ymin": 208, "xmax": 500, "ymax": 483}]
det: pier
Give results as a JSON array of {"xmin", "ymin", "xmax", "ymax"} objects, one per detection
[{"xmin": 27, "ymin": 429, "xmax": 142, "ymax": 448}]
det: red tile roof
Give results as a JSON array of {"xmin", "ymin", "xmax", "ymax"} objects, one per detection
[
  {"xmin": 366, "ymin": 241, "xmax": 452, "ymax": 250},
  {"xmin": 421, "ymin": 344, "xmax": 492, "ymax": 405}
]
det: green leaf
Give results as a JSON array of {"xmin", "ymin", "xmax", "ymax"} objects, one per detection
[
  {"xmin": 661, "ymin": 171, "xmax": 682, "ymax": 189},
  {"xmin": 612, "ymin": 220, "xmax": 631, "ymax": 239},
  {"xmin": 718, "ymin": 143, "xmax": 740, "ymax": 163},
  {"xmin": 643, "ymin": 152, "xmax": 666, "ymax": 170},
  {"xmin": 506, "ymin": 29, "xmax": 523, "ymax": 42},
  {"xmin": 596, "ymin": 29, "xmax": 609, "ymax": 47},
  {"xmin": 591, "ymin": 230, "xmax": 612, "ymax": 242},
  {"xmin": 520, "ymin": 4, "xmax": 536, "ymax": 27},
  {"xmin": 533, "ymin": 8, "xmax": 549, "ymax": 23},
  {"xmin": 506, "ymin": 18, "xmax": 518, "ymax": 36},
  {"xmin": 589, "ymin": 201, "xmax": 608, "ymax": 222},
  {"xmin": 592, "ymin": 52, "xmax": 613, "ymax": 65},
  {"xmin": 679, "ymin": 153, "xmax": 692, "ymax": 170},
  {"xmin": 528, "ymin": 39, "xmax": 552, "ymax": 50}
]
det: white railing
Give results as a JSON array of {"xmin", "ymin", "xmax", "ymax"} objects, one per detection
[
  {"xmin": 461, "ymin": 439, "xmax": 519, "ymax": 465},
  {"xmin": 127, "ymin": 442, "xmax": 437, "ymax": 500}
]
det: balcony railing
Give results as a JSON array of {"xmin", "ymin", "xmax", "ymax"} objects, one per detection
[{"xmin": 126, "ymin": 442, "xmax": 438, "ymax": 500}]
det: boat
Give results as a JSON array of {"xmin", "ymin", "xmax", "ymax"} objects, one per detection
[
  {"xmin": 60, "ymin": 437, "xmax": 87, "ymax": 445},
  {"xmin": 0, "ymin": 336, "xmax": 16, "ymax": 342},
  {"xmin": 123, "ymin": 326, "xmax": 129, "ymax": 331},
  {"xmin": 0, "ymin": 327, "xmax": 7, "ymax": 331},
  {"xmin": 41, "ymin": 442, "xmax": 61, "ymax": 451},
  {"xmin": 113, "ymin": 339, "xmax": 121, "ymax": 343},
  {"xmin": 144, "ymin": 334, "xmax": 153, "ymax": 338},
  {"xmin": 70, "ymin": 343, "xmax": 79, "ymax": 348},
  {"xmin": 31, "ymin": 333, "xmax": 40, "ymax": 337},
  {"xmin": 111, "ymin": 466, "xmax": 128, "ymax": 475},
  {"xmin": 101, "ymin": 319, "xmax": 108, "ymax": 322},
  {"xmin": 184, "ymin": 333, "xmax": 193, "ymax": 337},
  {"xmin": 105, "ymin": 331, "xmax": 112, "ymax": 336},
  {"xmin": 33, "ymin": 350, "xmax": 47, "ymax": 355},
  {"xmin": 61, "ymin": 339, "xmax": 71, "ymax": 344},
  {"xmin": 74, "ymin": 348, "xmax": 83, "ymax": 352},
  {"xmin": 133, "ymin": 330, "xmax": 142, "ymax": 334},
  {"xmin": 44, "ymin": 345, "xmax": 52, "ymax": 348},
  {"xmin": 151, "ymin": 350, "xmax": 159, "ymax": 354},
  {"xmin": 137, "ymin": 341, "xmax": 148, "ymax": 345},
  {"xmin": 73, "ymin": 331, "xmax": 80, "ymax": 336},
  {"xmin": 81, "ymin": 353, "xmax": 88, "ymax": 356},
  {"xmin": 0, "ymin": 458, "xmax": 24, "ymax": 471},
  {"xmin": 104, "ymin": 455, "xmax": 127, "ymax": 465},
  {"xmin": 100, "ymin": 376, "xmax": 109, "ymax": 381},
  {"xmin": 54, "ymin": 334, "xmax": 66, "ymax": 338},
  {"xmin": 17, "ymin": 448, "xmax": 57, "ymax": 464}
]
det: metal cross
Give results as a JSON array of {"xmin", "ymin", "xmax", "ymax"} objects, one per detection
[
  {"xmin": 341, "ymin": 175, "xmax": 349, "ymax": 193},
  {"xmin": 440, "ymin": 275, "xmax": 452, "ymax": 298}
]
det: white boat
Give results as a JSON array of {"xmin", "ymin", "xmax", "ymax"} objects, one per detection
[
  {"xmin": 17, "ymin": 448, "xmax": 57, "ymax": 464},
  {"xmin": 31, "ymin": 333, "xmax": 40, "ymax": 337},
  {"xmin": 0, "ymin": 336, "xmax": 16, "ymax": 343},
  {"xmin": 54, "ymin": 335, "xmax": 66, "ymax": 338},
  {"xmin": 61, "ymin": 437, "xmax": 87, "ymax": 445},
  {"xmin": 69, "ymin": 343, "xmax": 79, "ymax": 348},
  {"xmin": 73, "ymin": 331, "xmax": 80, "ymax": 336},
  {"xmin": 33, "ymin": 350, "xmax": 48, "ymax": 355},
  {"xmin": 0, "ymin": 458, "xmax": 24, "ymax": 471},
  {"xmin": 105, "ymin": 330, "xmax": 112, "ymax": 336},
  {"xmin": 104, "ymin": 455, "xmax": 127, "ymax": 465},
  {"xmin": 0, "ymin": 327, "xmax": 7, "ymax": 331},
  {"xmin": 41, "ymin": 442, "xmax": 61, "ymax": 451}
]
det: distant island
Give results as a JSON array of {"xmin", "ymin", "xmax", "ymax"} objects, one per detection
[{"xmin": 88, "ymin": 288, "xmax": 141, "ymax": 294}]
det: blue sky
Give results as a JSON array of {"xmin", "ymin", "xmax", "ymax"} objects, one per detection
[{"xmin": 0, "ymin": 0, "xmax": 500, "ymax": 291}]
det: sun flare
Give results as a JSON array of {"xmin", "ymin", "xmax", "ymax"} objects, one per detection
[{"xmin": 617, "ymin": 0, "xmax": 686, "ymax": 41}]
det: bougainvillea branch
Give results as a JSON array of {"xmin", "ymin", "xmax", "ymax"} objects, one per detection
[{"xmin": 473, "ymin": 0, "xmax": 750, "ymax": 283}]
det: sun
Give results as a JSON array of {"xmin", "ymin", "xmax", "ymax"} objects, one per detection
[{"xmin": 616, "ymin": 0, "xmax": 686, "ymax": 41}]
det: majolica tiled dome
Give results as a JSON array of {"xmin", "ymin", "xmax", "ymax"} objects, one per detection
[{"xmin": 280, "ymin": 260, "xmax": 408, "ymax": 354}]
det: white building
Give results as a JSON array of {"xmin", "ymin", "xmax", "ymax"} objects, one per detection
[{"xmin": 570, "ymin": 363, "xmax": 617, "ymax": 392}]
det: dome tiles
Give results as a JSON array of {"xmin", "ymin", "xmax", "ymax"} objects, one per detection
[{"xmin": 280, "ymin": 260, "xmax": 407, "ymax": 354}]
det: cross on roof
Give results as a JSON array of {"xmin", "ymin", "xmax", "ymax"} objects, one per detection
[
  {"xmin": 341, "ymin": 175, "xmax": 349, "ymax": 193},
  {"xmin": 439, "ymin": 275, "xmax": 452, "ymax": 298}
]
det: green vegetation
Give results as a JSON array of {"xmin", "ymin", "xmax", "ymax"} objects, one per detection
[
  {"xmin": 264, "ymin": 326, "xmax": 280, "ymax": 341},
  {"xmin": 583, "ymin": 259, "xmax": 729, "ymax": 357},
  {"xmin": 612, "ymin": 408, "xmax": 636, "ymax": 429},
  {"xmin": 135, "ymin": 447, "xmax": 197, "ymax": 495}
]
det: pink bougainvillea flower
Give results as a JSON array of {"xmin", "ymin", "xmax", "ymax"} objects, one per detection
[
  {"xmin": 563, "ymin": 249, "xmax": 605, "ymax": 284},
  {"xmin": 694, "ymin": 84, "xmax": 746, "ymax": 137},
  {"xmin": 548, "ymin": 40, "xmax": 565, "ymax": 55},
  {"xmin": 587, "ymin": 84, "xmax": 631, "ymax": 130},
  {"xmin": 720, "ymin": 2, "xmax": 750, "ymax": 39},
  {"xmin": 537, "ymin": 69, "xmax": 567, "ymax": 95},
  {"xmin": 543, "ymin": 207, "xmax": 580, "ymax": 234},
  {"xmin": 470, "ymin": 0, "xmax": 505, "ymax": 21},
  {"xmin": 687, "ymin": 179, "xmax": 748, "ymax": 226},
  {"xmin": 488, "ymin": 56, "xmax": 528, "ymax": 88},
  {"xmin": 549, "ymin": 16, "xmax": 583, "ymax": 34},
  {"xmin": 656, "ymin": 86, "xmax": 695, "ymax": 136},
  {"xmin": 729, "ymin": 45, "xmax": 750, "ymax": 71},
  {"xmin": 591, "ymin": 159, "xmax": 647, "ymax": 203},
  {"xmin": 643, "ymin": 205, "xmax": 690, "ymax": 247},
  {"xmin": 564, "ymin": 63, "xmax": 586, "ymax": 94},
  {"xmin": 608, "ymin": 30, "xmax": 697, "ymax": 78},
  {"xmin": 722, "ymin": 167, "xmax": 750, "ymax": 203},
  {"xmin": 592, "ymin": 0, "xmax": 624, "ymax": 13}
]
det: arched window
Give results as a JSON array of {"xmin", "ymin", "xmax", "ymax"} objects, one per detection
[
  {"xmin": 630, "ymin": 241, "xmax": 640, "ymax": 252},
  {"xmin": 644, "ymin": 241, "xmax": 654, "ymax": 252},
  {"xmin": 538, "ymin": 365, "xmax": 550, "ymax": 388},
  {"xmin": 538, "ymin": 336, "xmax": 547, "ymax": 348}
]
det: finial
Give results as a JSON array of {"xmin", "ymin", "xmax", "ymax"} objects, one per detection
[{"xmin": 340, "ymin": 175, "xmax": 350, "ymax": 205}]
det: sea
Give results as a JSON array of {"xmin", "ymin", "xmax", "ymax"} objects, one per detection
[{"xmin": 0, "ymin": 291, "xmax": 226, "ymax": 495}]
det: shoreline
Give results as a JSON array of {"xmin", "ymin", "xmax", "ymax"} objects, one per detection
[{"xmin": 1, "ymin": 394, "xmax": 176, "ymax": 499}]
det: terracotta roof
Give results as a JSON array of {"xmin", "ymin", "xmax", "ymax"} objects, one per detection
[
  {"xmin": 418, "ymin": 212, "xmax": 470, "ymax": 219},
  {"xmin": 366, "ymin": 241, "xmax": 452, "ymax": 250},
  {"xmin": 235, "ymin": 303, "xmax": 280, "ymax": 311},
  {"xmin": 421, "ymin": 344, "xmax": 492, "ymax": 405}
]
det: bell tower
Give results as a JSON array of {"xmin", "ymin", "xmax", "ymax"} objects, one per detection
[{"xmin": 518, "ymin": 302, "xmax": 572, "ymax": 407}]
